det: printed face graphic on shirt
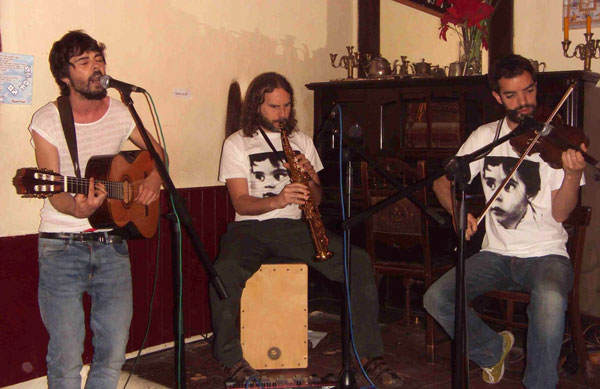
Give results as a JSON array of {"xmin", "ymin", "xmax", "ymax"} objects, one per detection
[
  {"xmin": 249, "ymin": 151, "xmax": 289, "ymax": 198},
  {"xmin": 482, "ymin": 156, "xmax": 540, "ymax": 229}
]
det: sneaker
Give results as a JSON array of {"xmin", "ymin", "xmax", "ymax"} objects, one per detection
[{"xmin": 482, "ymin": 330, "xmax": 514, "ymax": 384}]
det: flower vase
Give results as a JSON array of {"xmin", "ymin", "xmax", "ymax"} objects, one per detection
[{"xmin": 460, "ymin": 28, "xmax": 483, "ymax": 75}]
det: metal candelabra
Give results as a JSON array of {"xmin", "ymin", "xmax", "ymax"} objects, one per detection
[
  {"xmin": 330, "ymin": 46, "xmax": 369, "ymax": 79},
  {"xmin": 562, "ymin": 33, "xmax": 600, "ymax": 71}
]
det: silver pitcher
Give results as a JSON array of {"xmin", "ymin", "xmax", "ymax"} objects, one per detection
[
  {"xmin": 529, "ymin": 59, "xmax": 546, "ymax": 72},
  {"xmin": 446, "ymin": 61, "xmax": 466, "ymax": 77}
]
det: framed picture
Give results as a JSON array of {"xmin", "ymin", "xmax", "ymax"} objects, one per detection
[
  {"xmin": 393, "ymin": 0, "xmax": 450, "ymax": 17},
  {"xmin": 564, "ymin": 0, "xmax": 600, "ymax": 29}
]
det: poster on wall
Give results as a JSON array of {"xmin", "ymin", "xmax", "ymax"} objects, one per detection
[
  {"xmin": 0, "ymin": 52, "xmax": 33, "ymax": 105},
  {"xmin": 564, "ymin": 0, "xmax": 600, "ymax": 29}
]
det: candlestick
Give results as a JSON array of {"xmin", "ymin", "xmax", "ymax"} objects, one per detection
[
  {"xmin": 565, "ymin": 16, "xmax": 570, "ymax": 41},
  {"xmin": 587, "ymin": 15, "xmax": 592, "ymax": 34},
  {"xmin": 329, "ymin": 46, "xmax": 368, "ymax": 79},
  {"xmin": 562, "ymin": 28, "xmax": 600, "ymax": 71}
]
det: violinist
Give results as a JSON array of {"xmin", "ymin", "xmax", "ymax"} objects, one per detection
[{"xmin": 423, "ymin": 54, "xmax": 586, "ymax": 388}]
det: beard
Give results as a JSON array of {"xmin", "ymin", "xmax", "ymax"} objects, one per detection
[
  {"xmin": 70, "ymin": 71, "xmax": 107, "ymax": 100},
  {"xmin": 506, "ymin": 103, "xmax": 536, "ymax": 124},
  {"xmin": 259, "ymin": 115, "xmax": 290, "ymax": 133}
]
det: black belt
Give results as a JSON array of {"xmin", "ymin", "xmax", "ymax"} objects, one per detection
[{"xmin": 39, "ymin": 232, "xmax": 124, "ymax": 244}]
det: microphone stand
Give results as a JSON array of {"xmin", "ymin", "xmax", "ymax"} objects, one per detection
[
  {"xmin": 119, "ymin": 91, "xmax": 229, "ymax": 389},
  {"xmin": 338, "ymin": 148, "xmax": 357, "ymax": 389},
  {"xmin": 341, "ymin": 119, "xmax": 531, "ymax": 388},
  {"xmin": 442, "ymin": 120, "xmax": 534, "ymax": 388},
  {"xmin": 444, "ymin": 156, "xmax": 470, "ymax": 389},
  {"xmin": 321, "ymin": 112, "xmax": 445, "ymax": 388}
]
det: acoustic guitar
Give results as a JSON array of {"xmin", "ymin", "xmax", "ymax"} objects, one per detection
[{"xmin": 13, "ymin": 150, "xmax": 159, "ymax": 239}]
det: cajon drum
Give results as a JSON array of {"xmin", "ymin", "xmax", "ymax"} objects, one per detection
[{"xmin": 240, "ymin": 263, "xmax": 308, "ymax": 369}]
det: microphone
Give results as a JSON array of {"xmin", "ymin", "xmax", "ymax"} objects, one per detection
[
  {"xmin": 347, "ymin": 123, "xmax": 362, "ymax": 139},
  {"xmin": 319, "ymin": 109, "xmax": 339, "ymax": 135},
  {"xmin": 99, "ymin": 75, "xmax": 146, "ymax": 93}
]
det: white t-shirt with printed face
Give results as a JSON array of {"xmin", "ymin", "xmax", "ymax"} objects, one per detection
[
  {"xmin": 459, "ymin": 118, "xmax": 583, "ymax": 258},
  {"xmin": 219, "ymin": 129, "xmax": 324, "ymax": 222}
]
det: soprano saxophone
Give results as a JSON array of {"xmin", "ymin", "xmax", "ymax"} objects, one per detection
[{"xmin": 280, "ymin": 126, "xmax": 334, "ymax": 262}]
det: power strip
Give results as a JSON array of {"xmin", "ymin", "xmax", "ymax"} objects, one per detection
[{"xmin": 225, "ymin": 375, "xmax": 336, "ymax": 388}]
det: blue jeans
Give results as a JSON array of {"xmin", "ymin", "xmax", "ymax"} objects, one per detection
[
  {"xmin": 37, "ymin": 237, "xmax": 133, "ymax": 389},
  {"xmin": 423, "ymin": 251, "xmax": 573, "ymax": 389}
]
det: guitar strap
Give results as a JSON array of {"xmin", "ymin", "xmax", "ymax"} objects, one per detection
[{"xmin": 56, "ymin": 95, "xmax": 81, "ymax": 178}]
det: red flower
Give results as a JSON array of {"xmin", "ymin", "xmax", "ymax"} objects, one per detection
[{"xmin": 437, "ymin": 0, "xmax": 494, "ymax": 46}]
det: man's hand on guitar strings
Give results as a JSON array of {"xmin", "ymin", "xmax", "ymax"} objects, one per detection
[
  {"xmin": 135, "ymin": 169, "xmax": 162, "ymax": 205},
  {"xmin": 73, "ymin": 177, "xmax": 107, "ymax": 218}
]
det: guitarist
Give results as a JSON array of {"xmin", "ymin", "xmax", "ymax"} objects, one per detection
[{"xmin": 28, "ymin": 30, "xmax": 163, "ymax": 389}]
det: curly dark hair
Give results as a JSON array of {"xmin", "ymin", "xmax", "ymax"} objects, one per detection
[
  {"xmin": 49, "ymin": 30, "xmax": 106, "ymax": 96},
  {"xmin": 488, "ymin": 54, "xmax": 536, "ymax": 93},
  {"xmin": 240, "ymin": 72, "xmax": 297, "ymax": 137}
]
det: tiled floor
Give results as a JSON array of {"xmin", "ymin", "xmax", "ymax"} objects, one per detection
[{"xmin": 120, "ymin": 305, "xmax": 592, "ymax": 389}]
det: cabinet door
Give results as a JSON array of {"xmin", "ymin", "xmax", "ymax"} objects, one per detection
[{"xmin": 401, "ymin": 92, "xmax": 463, "ymax": 151}]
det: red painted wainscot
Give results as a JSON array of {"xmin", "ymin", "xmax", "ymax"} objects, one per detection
[{"xmin": 0, "ymin": 186, "xmax": 234, "ymax": 387}]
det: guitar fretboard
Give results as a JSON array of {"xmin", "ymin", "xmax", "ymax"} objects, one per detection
[{"xmin": 65, "ymin": 177, "xmax": 125, "ymax": 200}]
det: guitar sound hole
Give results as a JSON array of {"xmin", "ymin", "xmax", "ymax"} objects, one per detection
[{"xmin": 122, "ymin": 177, "xmax": 133, "ymax": 207}]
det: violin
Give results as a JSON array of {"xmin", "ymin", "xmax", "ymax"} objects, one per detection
[{"xmin": 509, "ymin": 106, "xmax": 592, "ymax": 170}]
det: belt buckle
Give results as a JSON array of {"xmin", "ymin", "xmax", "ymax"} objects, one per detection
[{"xmin": 97, "ymin": 233, "xmax": 107, "ymax": 244}]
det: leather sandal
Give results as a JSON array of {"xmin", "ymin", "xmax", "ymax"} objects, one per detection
[
  {"xmin": 224, "ymin": 358, "xmax": 260, "ymax": 384},
  {"xmin": 363, "ymin": 356, "xmax": 404, "ymax": 388}
]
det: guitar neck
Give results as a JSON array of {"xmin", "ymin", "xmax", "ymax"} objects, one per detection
[{"xmin": 65, "ymin": 176, "xmax": 124, "ymax": 200}]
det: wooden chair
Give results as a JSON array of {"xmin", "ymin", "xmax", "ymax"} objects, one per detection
[
  {"xmin": 360, "ymin": 158, "xmax": 453, "ymax": 363},
  {"xmin": 475, "ymin": 206, "xmax": 594, "ymax": 384}
]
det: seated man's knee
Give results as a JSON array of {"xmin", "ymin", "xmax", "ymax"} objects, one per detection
[
  {"xmin": 423, "ymin": 281, "xmax": 449, "ymax": 316},
  {"xmin": 531, "ymin": 287, "xmax": 568, "ymax": 317},
  {"xmin": 353, "ymin": 247, "xmax": 373, "ymax": 267}
]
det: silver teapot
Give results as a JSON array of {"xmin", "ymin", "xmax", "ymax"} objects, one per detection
[
  {"xmin": 366, "ymin": 55, "xmax": 392, "ymax": 77},
  {"xmin": 411, "ymin": 59, "xmax": 432, "ymax": 76}
]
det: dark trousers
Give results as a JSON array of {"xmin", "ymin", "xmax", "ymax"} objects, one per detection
[{"xmin": 209, "ymin": 218, "xmax": 384, "ymax": 367}]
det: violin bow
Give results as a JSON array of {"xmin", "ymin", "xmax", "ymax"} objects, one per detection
[{"xmin": 475, "ymin": 83, "xmax": 576, "ymax": 226}]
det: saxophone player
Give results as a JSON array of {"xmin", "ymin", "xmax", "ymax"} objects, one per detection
[{"xmin": 211, "ymin": 72, "xmax": 402, "ymax": 388}]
